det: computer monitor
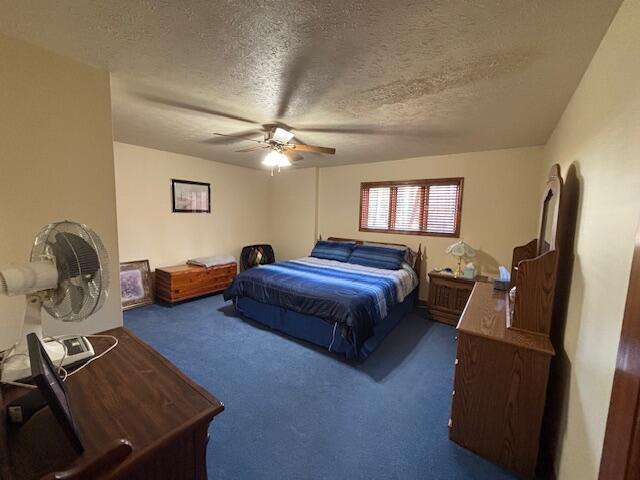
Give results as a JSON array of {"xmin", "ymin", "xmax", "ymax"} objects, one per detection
[{"xmin": 27, "ymin": 333, "xmax": 84, "ymax": 454}]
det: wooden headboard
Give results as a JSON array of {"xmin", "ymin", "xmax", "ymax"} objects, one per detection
[{"xmin": 325, "ymin": 236, "xmax": 422, "ymax": 279}]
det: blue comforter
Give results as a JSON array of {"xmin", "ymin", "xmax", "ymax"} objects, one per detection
[{"xmin": 223, "ymin": 258, "xmax": 410, "ymax": 348}]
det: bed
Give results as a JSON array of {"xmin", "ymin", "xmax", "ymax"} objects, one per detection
[{"xmin": 223, "ymin": 237, "xmax": 421, "ymax": 361}]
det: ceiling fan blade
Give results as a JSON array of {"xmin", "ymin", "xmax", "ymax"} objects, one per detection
[
  {"xmin": 287, "ymin": 144, "xmax": 336, "ymax": 155},
  {"xmin": 235, "ymin": 145, "xmax": 269, "ymax": 153},
  {"xmin": 295, "ymin": 125, "xmax": 381, "ymax": 135},
  {"xmin": 214, "ymin": 133, "xmax": 267, "ymax": 144},
  {"xmin": 275, "ymin": 34, "xmax": 355, "ymax": 119},
  {"xmin": 276, "ymin": 49, "xmax": 311, "ymax": 119},
  {"xmin": 283, "ymin": 151, "xmax": 304, "ymax": 162},
  {"xmin": 296, "ymin": 125, "xmax": 453, "ymax": 138},
  {"xmin": 138, "ymin": 93, "xmax": 257, "ymax": 125},
  {"xmin": 202, "ymin": 129, "xmax": 264, "ymax": 144}
]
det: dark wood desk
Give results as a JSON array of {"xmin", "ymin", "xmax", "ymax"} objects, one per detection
[{"xmin": 1, "ymin": 328, "xmax": 224, "ymax": 480}]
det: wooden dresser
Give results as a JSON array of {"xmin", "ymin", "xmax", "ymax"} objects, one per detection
[
  {"xmin": 449, "ymin": 283, "xmax": 554, "ymax": 478},
  {"xmin": 448, "ymin": 165, "xmax": 563, "ymax": 478},
  {"xmin": 427, "ymin": 271, "xmax": 485, "ymax": 326},
  {"xmin": 156, "ymin": 263, "xmax": 237, "ymax": 305}
]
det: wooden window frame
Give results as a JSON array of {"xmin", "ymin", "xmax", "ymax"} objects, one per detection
[{"xmin": 358, "ymin": 177, "xmax": 464, "ymax": 238}]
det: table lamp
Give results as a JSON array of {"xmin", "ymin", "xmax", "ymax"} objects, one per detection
[{"xmin": 446, "ymin": 240, "xmax": 476, "ymax": 277}]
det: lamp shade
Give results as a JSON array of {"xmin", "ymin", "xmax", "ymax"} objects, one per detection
[
  {"xmin": 262, "ymin": 150, "xmax": 291, "ymax": 168},
  {"xmin": 445, "ymin": 240, "xmax": 476, "ymax": 258}
]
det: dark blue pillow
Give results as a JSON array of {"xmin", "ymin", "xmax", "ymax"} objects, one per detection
[
  {"xmin": 310, "ymin": 240, "xmax": 354, "ymax": 262},
  {"xmin": 348, "ymin": 244, "xmax": 406, "ymax": 270}
]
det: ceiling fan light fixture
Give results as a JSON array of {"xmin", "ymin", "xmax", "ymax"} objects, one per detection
[
  {"xmin": 272, "ymin": 127, "xmax": 295, "ymax": 144},
  {"xmin": 262, "ymin": 150, "xmax": 291, "ymax": 168}
]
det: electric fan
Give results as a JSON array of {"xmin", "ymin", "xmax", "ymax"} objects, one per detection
[{"xmin": 0, "ymin": 221, "xmax": 109, "ymax": 383}]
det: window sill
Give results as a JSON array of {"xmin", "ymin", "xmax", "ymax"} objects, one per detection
[{"xmin": 358, "ymin": 227, "xmax": 460, "ymax": 238}]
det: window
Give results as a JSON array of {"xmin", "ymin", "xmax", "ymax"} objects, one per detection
[{"xmin": 359, "ymin": 178, "xmax": 463, "ymax": 237}]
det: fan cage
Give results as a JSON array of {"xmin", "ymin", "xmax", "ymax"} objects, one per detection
[{"xmin": 31, "ymin": 221, "xmax": 109, "ymax": 322}]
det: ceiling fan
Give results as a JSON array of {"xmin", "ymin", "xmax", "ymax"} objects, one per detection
[
  {"xmin": 212, "ymin": 126, "xmax": 336, "ymax": 175},
  {"xmin": 134, "ymin": 39, "xmax": 451, "ymax": 174}
]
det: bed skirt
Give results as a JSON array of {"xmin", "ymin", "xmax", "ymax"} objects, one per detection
[{"xmin": 234, "ymin": 288, "xmax": 417, "ymax": 361}]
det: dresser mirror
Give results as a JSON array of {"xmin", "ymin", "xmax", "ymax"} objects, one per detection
[{"xmin": 538, "ymin": 168, "xmax": 562, "ymax": 256}]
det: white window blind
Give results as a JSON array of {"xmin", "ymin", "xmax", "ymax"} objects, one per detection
[
  {"xmin": 394, "ymin": 185, "xmax": 423, "ymax": 231},
  {"xmin": 365, "ymin": 186, "xmax": 390, "ymax": 229},
  {"xmin": 426, "ymin": 184, "xmax": 459, "ymax": 234},
  {"xmin": 359, "ymin": 178, "xmax": 463, "ymax": 237}
]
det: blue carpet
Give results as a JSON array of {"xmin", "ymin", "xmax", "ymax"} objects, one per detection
[{"xmin": 124, "ymin": 294, "xmax": 517, "ymax": 480}]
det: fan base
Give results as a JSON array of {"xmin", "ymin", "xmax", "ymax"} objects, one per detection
[{"xmin": 1, "ymin": 336, "xmax": 94, "ymax": 383}]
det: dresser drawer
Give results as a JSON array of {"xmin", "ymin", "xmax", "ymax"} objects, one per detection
[{"xmin": 449, "ymin": 332, "xmax": 551, "ymax": 478}]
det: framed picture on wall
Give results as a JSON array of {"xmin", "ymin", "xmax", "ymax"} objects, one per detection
[
  {"xmin": 171, "ymin": 179, "xmax": 211, "ymax": 213},
  {"xmin": 119, "ymin": 260, "xmax": 153, "ymax": 310}
]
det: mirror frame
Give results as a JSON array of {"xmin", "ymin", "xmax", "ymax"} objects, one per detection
[{"xmin": 537, "ymin": 164, "xmax": 563, "ymax": 256}]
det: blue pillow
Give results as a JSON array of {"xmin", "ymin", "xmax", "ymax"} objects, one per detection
[
  {"xmin": 348, "ymin": 244, "xmax": 406, "ymax": 270},
  {"xmin": 310, "ymin": 240, "xmax": 354, "ymax": 263}
]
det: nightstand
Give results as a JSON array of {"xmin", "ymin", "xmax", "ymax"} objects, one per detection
[{"xmin": 426, "ymin": 271, "xmax": 487, "ymax": 326}]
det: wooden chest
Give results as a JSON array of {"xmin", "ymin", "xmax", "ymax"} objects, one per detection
[
  {"xmin": 155, "ymin": 263, "xmax": 237, "ymax": 305},
  {"xmin": 427, "ymin": 271, "xmax": 483, "ymax": 326}
]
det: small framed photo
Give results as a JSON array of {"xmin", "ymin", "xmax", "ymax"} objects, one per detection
[
  {"xmin": 119, "ymin": 260, "xmax": 153, "ymax": 310},
  {"xmin": 172, "ymin": 179, "xmax": 211, "ymax": 213}
]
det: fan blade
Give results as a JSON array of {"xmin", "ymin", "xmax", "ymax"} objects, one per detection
[
  {"xmin": 53, "ymin": 283, "xmax": 67, "ymax": 306},
  {"xmin": 202, "ymin": 129, "xmax": 264, "ymax": 144},
  {"xmin": 138, "ymin": 94, "xmax": 257, "ymax": 124},
  {"xmin": 53, "ymin": 279, "xmax": 85, "ymax": 314},
  {"xmin": 276, "ymin": 34, "xmax": 355, "ymax": 119},
  {"xmin": 276, "ymin": 50, "xmax": 311, "ymax": 119},
  {"xmin": 213, "ymin": 133, "xmax": 266, "ymax": 144},
  {"xmin": 296, "ymin": 125, "xmax": 452, "ymax": 138},
  {"xmin": 283, "ymin": 151, "xmax": 304, "ymax": 162},
  {"xmin": 235, "ymin": 145, "xmax": 269, "ymax": 153},
  {"xmin": 288, "ymin": 144, "xmax": 336, "ymax": 155},
  {"xmin": 294, "ymin": 125, "xmax": 381, "ymax": 135},
  {"xmin": 70, "ymin": 284, "xmax": 85, "ymax": 314}
]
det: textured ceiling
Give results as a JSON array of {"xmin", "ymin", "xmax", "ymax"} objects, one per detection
[{"xmin": 0, "ymin": 0, "xmax": 623, "ymax": 168}]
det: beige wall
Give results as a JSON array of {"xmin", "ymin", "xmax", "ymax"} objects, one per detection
[
  {"xmin": 113, "ymin": 142, "xmax": 271, "ymax": 270},
  {"xmin": 0, "ymin": 34, "xmax": 121, "ymax": 348},
  {"xmin": 267, "ymin": 168, "xmax": 319, "ymax": 261},
  {"xmin": 541, "ymin": 0, "xmax": 640, "ymax": 478},
  {"xmin": 124, "ymin": 145, "xmax": 544, "ymax": 303},
  {"xmin": 317, "ymin": 147, "xmax": 544, "ymax": 299}
]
